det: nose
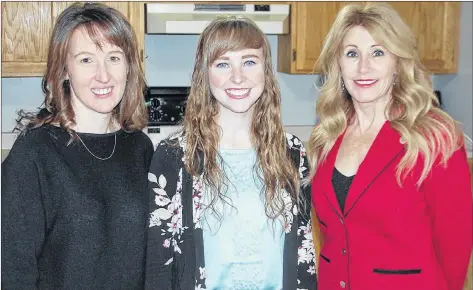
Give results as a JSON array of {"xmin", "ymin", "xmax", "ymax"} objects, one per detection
[
  {"xmin": 230, "ymin": 66, "xmax": 246, "ymax": 84},
  {"xmin": 358, "ymin": 55, "xmax": 372, "ymax": 74},
  {"xmin": 95, "ymin": 61, "xmax": 110, "ymax": 83}
]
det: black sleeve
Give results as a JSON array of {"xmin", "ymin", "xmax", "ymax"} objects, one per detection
[
  {"xmin": 145, "ymin": 140, "xmax": 181, "ymax": 290},
  {"xmin": 143, "ymin": 134, "xmax": 155, "ymax": 169},
  {"xmin": 1, "ymin": 135, "xmax": 46, "ymax": 289},
  {"xmin": 289, "ymin": 136, "xmax": 318, "ymax": 289}
]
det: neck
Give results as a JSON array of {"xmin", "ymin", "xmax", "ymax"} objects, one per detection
[
  {"xmin": 351, "ymin": 97, "xmax": 389, "ymax": 135},
  {"xmin": 217, "ymin": 107, "xmax": 253, "ymax": 150},
  {"xmin": 73, "ymin": 109, "xmax": 114, "ymax": 135},
  {"xmin": 75, "ymin": 113, "xmax": 113, "ymax": 134}
]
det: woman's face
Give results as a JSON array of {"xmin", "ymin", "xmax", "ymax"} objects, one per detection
[
  {"xmin": 339, "ymin": 25, "xmax": 397, "ymax": 105},
  {"xmin": 208, "ymin": 47, "xmax": 265, "ymax": 118},
  {"xmin": 66, "ymin": 27, "xmax": 128, "ymax": 119}
]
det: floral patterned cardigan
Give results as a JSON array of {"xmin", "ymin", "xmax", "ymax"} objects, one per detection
[{"xmin": 145, "ymin": 133, "xmax": 317, "ymax": 290}]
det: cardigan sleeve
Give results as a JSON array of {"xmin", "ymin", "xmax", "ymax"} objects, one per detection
[
  {"xmin": 1, "ymin": 134, "xmax": 45, "ymax": 289},
  {"xmin": 287, "ymin": 134, "xmax": 318, "ymax": 289},
  {"xmin": 423, "ymin": 145, "xmax": 473, "ymax": 290},
  {"xmin": 145, "ymin": 140, "xmax": 182, "ymax": 290}
]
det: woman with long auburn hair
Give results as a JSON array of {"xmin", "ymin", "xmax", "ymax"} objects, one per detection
[
  {"xmin": 145, "ymin": 16, "xmax": 317, "ymax": 289},
  {"xmin": 308, "ymin": 2, "xmax": 472, "ymax": 290},
  {"xmin": 2, "ymin": 3, "xmax": 153, "ymax": 289}
]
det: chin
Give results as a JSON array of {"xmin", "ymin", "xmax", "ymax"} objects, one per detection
[
  {"xmin": 351, "ymin": 94, "xmax": 380, "ymax": 104},
  {"xmin": 91, "ymin": 104, "xmax": 120, "ymax": 114},
  {"xmin": 226, "ymin": 107, "xmax": 251, "ymax": 114}
]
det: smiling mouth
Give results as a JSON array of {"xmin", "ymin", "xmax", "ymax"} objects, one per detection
[
  {"xmin": 225, "ymin": 88, "xmax": 251, "ymax": 99},
  {"xmin": 354, "ymin": 79, "xmax": 378, "ymax": 88},
  {"xmin": 91, "ymin": 87, "xmax": 113, "ymax": 97}
]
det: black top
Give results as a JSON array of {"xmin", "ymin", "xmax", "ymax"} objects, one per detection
[
  {"xmin": 332, "ymin": 167, "xmax": 355, "ymax": 213},
  {"xmin": 1, "ymin": 124, "xmax": 154, "ymax": 290}
]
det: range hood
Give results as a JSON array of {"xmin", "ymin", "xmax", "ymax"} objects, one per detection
[{"xmin": 146, "ymin": 3, "xmax": 290, "ymax": 35}]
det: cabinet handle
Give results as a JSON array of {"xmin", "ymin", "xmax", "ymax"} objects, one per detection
[{"xmin": 292, "ymin": 49, "xmax": 296, "ymax": 61}]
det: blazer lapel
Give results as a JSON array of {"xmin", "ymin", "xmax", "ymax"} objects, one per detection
[
  {"xmin": 344, "ymin": 121, "xmax": 405, "ymax": 216},
  {"xmin": 318, "ymin": 133, "xmax": 345, "ymax": 218}
]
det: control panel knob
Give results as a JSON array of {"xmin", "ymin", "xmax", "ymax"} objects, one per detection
[{"xmin": 152, "ymin": 98, "xmax": 160, "ymax": 108}]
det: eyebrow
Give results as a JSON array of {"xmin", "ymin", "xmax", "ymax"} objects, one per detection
[
  {"xmin": 242, "ymin": 54, "xmax": 260, "ymax": 59},
  {"xmin": 72, "ymin": 50, "xmax": 124, "ymax": 58},
  {"xmin": 216, "ymin": 54, "xmax": 261, "ymax": 61},
  {"xmin": 344, "ymin": 44, "xmax": 381, "ymax": 49}
]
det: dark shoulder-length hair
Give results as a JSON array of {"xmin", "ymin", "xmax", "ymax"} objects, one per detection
[{"xmin": 15, "ymin": 2, "xmax": 147, "ymax": 137}]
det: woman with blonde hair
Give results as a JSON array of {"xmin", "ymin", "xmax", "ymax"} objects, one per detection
[
  {"xmin": 145, "ymin": 16, "xmax": 316, "ymax": 289},
  {"xmin": 2, "ymin": 3, "xmax": 153, "ymax": 288},
  {"xmin": 308, "ymin": 2, "xmax": 472, "ymax": 290}
]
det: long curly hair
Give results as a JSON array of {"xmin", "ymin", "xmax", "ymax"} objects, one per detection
[
  {"xmin": 180, "ymin": 16, "xmax": 299, "ymax": 222},
  {"xmin": 15, "ymin": 2, "xmax": 147, "ymax": 138},
  {"xmin": 308, "ymin": 2, "xmax": 463, "ymax": 186}
]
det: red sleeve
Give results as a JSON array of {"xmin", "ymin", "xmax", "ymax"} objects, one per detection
[{"xmin": 423, "ymin": 145, "xmax": 473, "ymax": 290}]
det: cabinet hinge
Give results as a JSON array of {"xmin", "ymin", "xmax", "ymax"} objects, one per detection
[{"xmin": 292, "ymin": 49, "xmax": 296, "ymax": 61}]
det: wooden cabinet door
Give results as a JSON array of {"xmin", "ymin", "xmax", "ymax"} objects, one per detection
[
  {"xmin": 278, "ymin": 2, "xmax": 460, "ymax": 74},
  {"xmin": 1, "ymin": 2, "xmax": 144, "ymax": 77},
  {"xmin": 2, "ymin": 2, "xmax": 53, "ymax": 77},
  {"xmin": 293, "ymin": 2, "xmax": 345, "ymax": 73},
  {"xmin": 278, "ymin": 2, "xmax": 350, "ymax": 74},
  {"xmin": 390, "ymin": 2, "xmax": 460, "ymax": 74}
]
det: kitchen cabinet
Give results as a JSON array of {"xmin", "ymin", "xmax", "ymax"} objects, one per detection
[
  {"xmin": 1, "ymin": 2, "xmax": 144, "ymax": 77},
  {"xmin": 278, "ymin": 2, "xmax": 461, "ymax": 74}
]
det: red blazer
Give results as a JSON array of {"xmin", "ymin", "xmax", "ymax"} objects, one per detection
[{"xmin": 312, "ymin": 121, "xmax": 473, "ymax": 290}]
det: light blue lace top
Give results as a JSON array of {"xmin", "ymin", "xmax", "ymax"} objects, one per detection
[{"xmin": 202, "ymin": 148, "xmax": 285, "ymax": 290}]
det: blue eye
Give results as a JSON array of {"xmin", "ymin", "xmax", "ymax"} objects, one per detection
[
  {"xmin": 346, "ymin": 51, "xmax": 357, "ymax": 58},
  {"xmin": 216, "ymin": 62, "xmax": 229, "ymax": 68},
  {"xmin": 110, "ymin": 56, "xmax": 121, "ymax": 62},
  {"xmin": 80, "ymin": 58, "xmax": 92, "ymax": 64},
  {"xmin": 373, "ymin": 49, "xmax": 384, "ymax": 57},
  {"xmin": 243, "ymin": 60, "xmax": 256, "ymax": 66}
]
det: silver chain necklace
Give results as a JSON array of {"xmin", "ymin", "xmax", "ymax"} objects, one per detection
[{"xmin": 76, "ymin": 132, "xmax": 117, "ymax": 161}]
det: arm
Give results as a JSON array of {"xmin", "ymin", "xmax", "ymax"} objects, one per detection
[
  {"xmin": 143, "ymin": 134, "xmax": 155, "ymax": 169},
  {"xmin": 145, "ymin": 140, "xmax": 181, "ymax": 290},
  {"xmin": 423, "ymin": 146, "xmax": 473, "ymax": 290},
  {"xmin": 295, "ymin": 139, "xmax": 318, "ymax": 289},
  {"xmin": 1, "ymin": 136, "xmax": 45, "ymax": 289}
]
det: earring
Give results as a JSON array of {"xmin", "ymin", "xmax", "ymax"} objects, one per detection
[
  {"xmin": 341, "ymin": 78, "xmax": 345, "ymax": 92},
  {"xmin": 393, "ymin": 74, "xmax": 397, "ymax": 86}
]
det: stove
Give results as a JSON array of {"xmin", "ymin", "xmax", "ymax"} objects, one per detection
[{"xmin": 144, "ymin": 87, "xmax": 189, "ymax": 146}]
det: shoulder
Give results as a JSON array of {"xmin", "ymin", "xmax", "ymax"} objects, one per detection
[
  {"xmin": 151, "ymin": 136, "xmax": 185, "ymax": 165},
  {"xmin": 4, "ymin": 125, "xmax": 66, "ymax": 166},
  {"xmin": 284, "ymin": 132, "xmax": 309, "ymax": 169},
  {"xmin": 11, "ymin": 125, "xmax": 66, "ymax": 153},
  {"xmin": 123, "ymin": 130, "xmax": 152, "ymax": 146},
  {"xmin": 284, "ymin": 132, "xmax": 307, "ymax": 153}
]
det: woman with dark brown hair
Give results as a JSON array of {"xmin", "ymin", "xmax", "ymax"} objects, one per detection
[
  {"xmin": 1, "ymin": 3, "xmax": 153, "ymax": 289},
  {"xmin": 145, "ymin": 16, "xmax": 317, "ymax": 289}
]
